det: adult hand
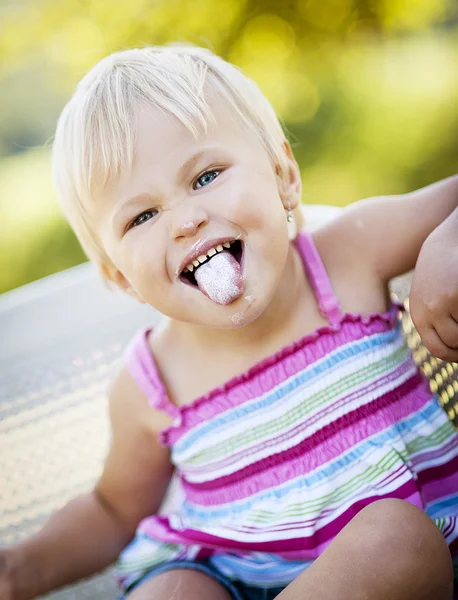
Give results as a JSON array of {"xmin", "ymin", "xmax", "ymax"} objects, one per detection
[{"xmin": 410, "ymin": 214, "xmax": 458, "ymax": 363}]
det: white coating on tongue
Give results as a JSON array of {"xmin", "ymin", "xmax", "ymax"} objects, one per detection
[{"xmin": 194, "ymin": 251, "xmax": 243, "ymax": 305}]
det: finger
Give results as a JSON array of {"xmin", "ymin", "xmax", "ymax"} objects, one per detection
[
  {"xmin": 450, "ymin": 306, "xmax": 458, "ymax": 326},
  {"xmin": 417, "ymin": 326, "xmax": 458, "ymax": 363},
  {"xmin": 432, "ymin": 315, "xmax": 458, "ymax": 350}
]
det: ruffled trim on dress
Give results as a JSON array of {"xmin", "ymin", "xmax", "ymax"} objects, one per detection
[{"xmin": 159, "ymin": 301, "xmax": 404, "ymax": 446}]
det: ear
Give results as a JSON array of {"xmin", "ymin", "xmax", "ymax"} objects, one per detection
[
  {"xmin": 275, "ymin": 141, "xmax": 302, "ymax": 210},
  {"xmin": 100, "ymin": 263, "xmax": 145, "ymax": 303}
]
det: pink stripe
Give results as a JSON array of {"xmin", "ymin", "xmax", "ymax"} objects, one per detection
[
  {"xmin": 417, "ymin": 454, "xmax": 458, "ymax": 490},
  {"xmin": 411, "ymin": 435, "xmax": 458, "ymax": 471},
  {"xmin": 182, "ymin": 360, "xmax": 413, "ymax": 479},
  {"xmin": 411, "ymin": 472, "xmax": 458, "ymax": 510},
  {"xmin": 182, "ymin": 375, "xmax": 429, "ymax": 505},
  {"xmin": 140, "ymin": 482, "xmax": 421, "ymax": 555},
  {"xmin": 161, "ymin": 311, "xmax": 399, "ymax": 446}
]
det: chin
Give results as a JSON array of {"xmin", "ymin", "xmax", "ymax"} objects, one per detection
[
  {"xmin": 185, "ymin": 295, "xmax": 258, "ymax": 329},
  {"xmin": 228, "ymin": 311, "xmax": 258, "ymax": 329},
  {"xmin": 226, "ymin": 295, "xmax": 267, "ymax": 329}
]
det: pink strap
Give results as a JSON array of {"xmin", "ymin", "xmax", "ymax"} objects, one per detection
[
  {"xmin": 124, "ymin": 329, "xmax": 180, "ymax": 418},
  {"xmin": 294, "ymin": 231, "xmax": 342, "ymax": 326}
]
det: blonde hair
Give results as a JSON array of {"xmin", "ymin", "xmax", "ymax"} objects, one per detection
[{"xmin": 52, "ymin": 44, "xmax": 293, "ymax": 276}]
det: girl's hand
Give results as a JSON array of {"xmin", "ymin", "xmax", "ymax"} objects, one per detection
[{"xmin": 410, "ymin": 217, "xmax": 458, "ymax": 362}]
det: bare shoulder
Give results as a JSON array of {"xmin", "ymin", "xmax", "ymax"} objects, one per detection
[
  {"xmin": 108, "ymin": 360, "xmax": 173, "ymax": 436},
  {"xmin": 310, "ymin": 196, "xmax": 401, "ymax": 276},
  {"xmin": 309, "ymin": 203, "xmax": 390, "ymax": 314},
  {"xmin": 310, "ymin": 202, "xmax": 374, "ymax": 275},
  {"xmin": 309, "ymin": 179, "xmax": 458, "ymax": 283}
]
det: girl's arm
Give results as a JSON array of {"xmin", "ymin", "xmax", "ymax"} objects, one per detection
[
  {"xmin": 2, "ymin": 365, "xmax": 174, "ymax": 600},
  {"xmin": 327, "ymin": 174, "xmax": 458, "ymax": 361},
  {"xmin": 336, "ymin": 175, "xmax": 458, "ymax": 282}
]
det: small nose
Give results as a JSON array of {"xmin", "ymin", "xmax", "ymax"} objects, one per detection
[{"xmin": 170, "ymin": 203, "xmax": 209, "ymax": 240}]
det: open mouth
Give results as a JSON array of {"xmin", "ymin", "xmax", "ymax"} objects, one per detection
[{"xmin": 180, "ymin": 239, "xmax": 243, "ymax": 288}]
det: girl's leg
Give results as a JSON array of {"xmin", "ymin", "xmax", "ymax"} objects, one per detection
[
  {"xmin": 127, "ymin": 568, "xmax": 236, "ymax": 600},
  {"xmin": 276, "ymin": 499, "xmax": 454, "ymax": 600}
]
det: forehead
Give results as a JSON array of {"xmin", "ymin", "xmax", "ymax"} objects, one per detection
[
  {"xmin": 134, "ymin": 99, "xmax": 256, "ymax": 166},
  {"xmin": 99, "ymin": 97, "xmax": 267, "ymax": 203}
]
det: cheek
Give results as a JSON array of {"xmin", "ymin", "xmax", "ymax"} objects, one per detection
[
  {"xmin": 109, "ymin": 230, "xmax": 166, "ymax": 294},
  {"xmin": 225, "ymin": 171, "xmax": 284, "ymax": 230}
]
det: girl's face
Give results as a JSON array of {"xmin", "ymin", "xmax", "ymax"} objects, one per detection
[{"xmin": 95, "ymin": 101, "xmax": 295, "ymax": 329}]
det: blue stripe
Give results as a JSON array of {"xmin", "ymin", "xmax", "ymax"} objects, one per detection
[
  {"xmin": 427, "ymin": 495, "xmax": 458, "ymax": 518},
  {"xmin": 209, "ymin": 553, "xmax": 312, "ymax": 586},
  {"xmin": 175, "ymin": 326, "xmax": 406, "ymax": 453}
]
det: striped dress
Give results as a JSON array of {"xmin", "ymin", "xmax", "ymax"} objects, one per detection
[{"xmin": 117, "ymin": 231, "xmax": 458, "ymax": 591}]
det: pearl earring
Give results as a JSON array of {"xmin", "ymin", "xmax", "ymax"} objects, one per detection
[{"xmin": 286, "ymin": 201, "xmax": 297, "ymax": 241}]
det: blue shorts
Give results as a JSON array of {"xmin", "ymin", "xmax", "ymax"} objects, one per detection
[{"xmin": 121, "ymin": 560, "xmax": 285, "ymax": 600}]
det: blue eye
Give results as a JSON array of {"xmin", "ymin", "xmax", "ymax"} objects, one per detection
[
  {"xmin": 195, "ymin": 169, "xmax": 220, "ymax": 189},
  {"xmin": 131, "ymin": 210, "xmax": 157, "ymax": 228}
]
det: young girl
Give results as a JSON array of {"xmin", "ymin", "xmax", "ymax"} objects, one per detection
[{"xmin": 2, "ymin": 45, "xmax": 458, "ymax": 600}]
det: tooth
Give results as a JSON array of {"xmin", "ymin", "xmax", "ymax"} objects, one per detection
[
  {"xmin": 198, "ymin": 255, "xmax": 207, "ymax": 264},
  {"xmin": 216, "ymin": 244, "xmax": 223, "ymax": 252},
  {"xmin": 193, "ymin": 260, "xmax": 200, "ymax": 267},
  {"xmin": 187, "ymin": 264, "xmax": 194, "ymax": 272},
  {"xmin": 223, "ymin": 242, "xmax": 231, "ymax": 248},
  {"xmin": 207, "ymin": 248, "xmax": 217, "ymax": 257}
]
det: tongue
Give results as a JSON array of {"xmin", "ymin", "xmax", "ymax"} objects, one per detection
[{"xmin": 194, "ymin": 251, "xmax": 243, "ymax": 305}]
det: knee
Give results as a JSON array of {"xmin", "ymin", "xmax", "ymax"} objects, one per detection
[
  {"xmin": 353, "ymin": 499, "xmax": 453, "ymax": 593},
  {"xmin": 355, "ymin": 499, "xmax": 444, "ymax": 550}
]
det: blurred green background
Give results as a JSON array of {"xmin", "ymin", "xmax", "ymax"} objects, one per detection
[{"xmin": 0, "ymin": 0, "xmax": 457, "ymax": 294}]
